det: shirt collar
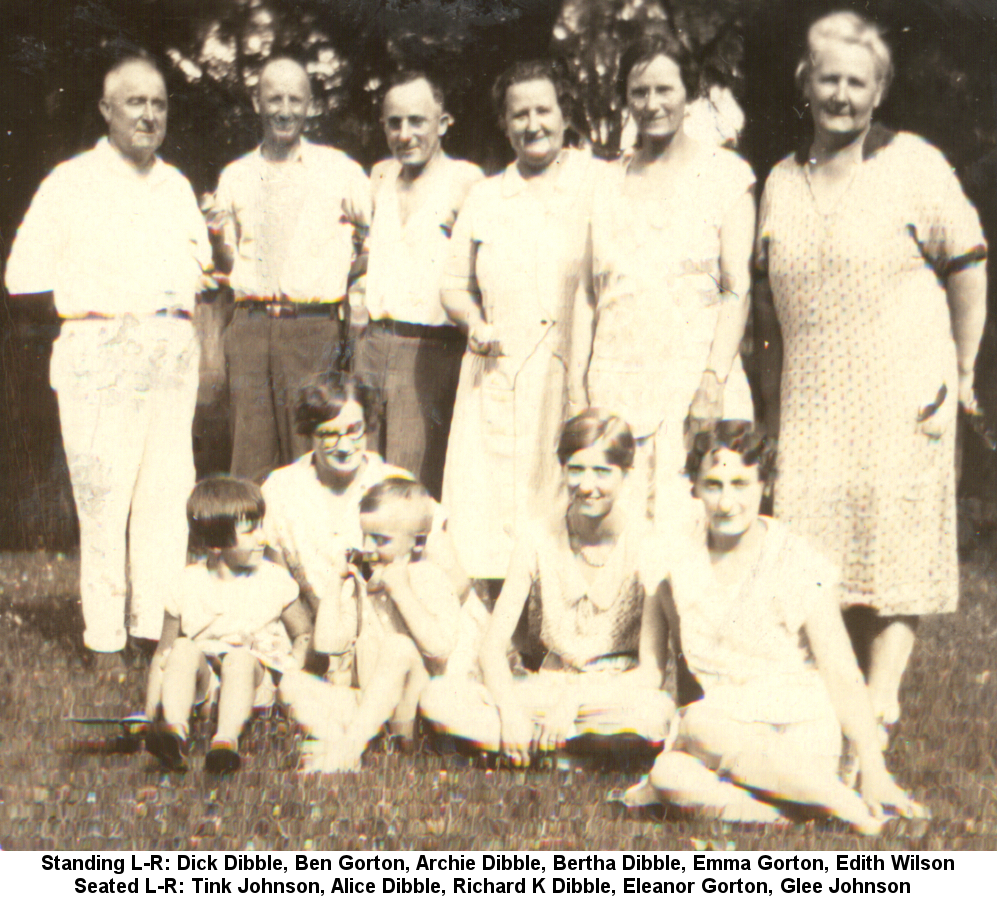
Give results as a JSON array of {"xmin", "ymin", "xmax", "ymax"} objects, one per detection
[
  {"xmin": 256, "ymin": 136, "xmax": 312, "ymax": 166},
  {"xmin": 95, "ymin": 136, "xmax": 166, "ymax": 182},
  {"xmin": 794, "ymin": 123, "xmax": 896, "ymax": 165}
]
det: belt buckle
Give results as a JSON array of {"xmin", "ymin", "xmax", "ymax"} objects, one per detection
[{"xmin": 268, "ymin": 301, "xmax": 292, "ymax": 318}]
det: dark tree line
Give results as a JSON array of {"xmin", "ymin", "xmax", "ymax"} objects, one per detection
[{"xmin": 1, "ymin": 0, "xmax": 995, "ymax": 549}]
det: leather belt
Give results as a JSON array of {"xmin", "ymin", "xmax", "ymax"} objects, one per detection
[
  {"xmin": 238, "ymin": 299, "xmax": 345, "ymax": 318},
  {"xmin": 370, "ymin": 318, "xmax": 464, "ymax": 341}
]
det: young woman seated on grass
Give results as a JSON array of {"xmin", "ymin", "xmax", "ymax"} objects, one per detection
[
  {"xmin": 279, "ymin": 478, "xmax": 460, "ymax": 771},
  {"xmin": 144, "ymin": 477, "xmax": 312, "ymax": 774},
  {"xmin": 620, "ymin": 421, "xmax": 925, "ymax": 833},
  {"xmin": 420, "ymin": 409, "xmax": 675, "ymax": 766}
]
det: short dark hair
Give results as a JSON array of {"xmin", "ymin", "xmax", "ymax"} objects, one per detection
[
  {"xmin": 617, "ymin": 32, "xmax": 699, "ymax": 101},
  {"xmin": 294, "ymin": 372, "xmax": 378, "ymax": 437},
  {"xmin": 491, "ymin": 59, "xmax": 574, "ymax": 129},
  {"xmin": 382, "ymin": 69, "xmax": 446, "ymax": 111},
  {"xmin": 684, "ymin": 420, "xmax": 777, "ymax": 483},
  {"xmin": 557, "ymin": 408, "xmax": 636, "ymax": 470},
  {"xmin": 360, "ymin": 477, "xmax": 434, "ymax": 531},
  {"xmin": 187, "ymin": 476, "xmax": 266, "ymax": 551}
]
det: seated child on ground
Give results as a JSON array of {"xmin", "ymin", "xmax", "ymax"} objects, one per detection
[
  {"xmin": 279, "ymin": 477, "xmax": 460, "ymax": 771},
  {"xmin": 144, "ymin": 476, "xmax": 312, "ymax": 774}
]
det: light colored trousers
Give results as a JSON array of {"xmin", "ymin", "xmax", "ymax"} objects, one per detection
[{"xmin": 51, "ymin": 316, "xmax": 199, "ymax": 651}]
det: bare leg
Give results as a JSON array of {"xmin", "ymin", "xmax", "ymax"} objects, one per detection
[
  {"xmin": 866, "ymin": 616, "xmax": 918, "ymax": 725},
  {"xmin": 214, "ymin": 650, "xmax": 263, "ymax": 744},
  {"xmin": 637, "ymin": 751, "xmax": 788, "ymax": 823},
  {"xmin": 160, "ymin": 638, "xmax": 209, "ymax": 737},
  {"xmin": 328, "ymin": 634, "xmax": 423, "ymax": 771},
  {"xmin": 390, "ymin": 658, "xmax": 430, "ymax": 745}
]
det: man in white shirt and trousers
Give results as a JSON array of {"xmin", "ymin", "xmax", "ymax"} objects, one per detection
[
  {"xmin": 357, "ymin": 71, "xmax": 483, "ymax": 498},
  {"xmin": 5, "ymin": 53, "xmax": 213, "ymax": 662},
  {"xmin": 211, "ymin": 57, "xmax": 371, "ymax": 481}
]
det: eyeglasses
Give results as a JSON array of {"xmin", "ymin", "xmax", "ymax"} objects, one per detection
[{"xmin": 313, "ymin": 423, "xmax": 366, "ymax": 444}]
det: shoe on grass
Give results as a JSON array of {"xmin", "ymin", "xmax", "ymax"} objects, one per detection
[
  {"xmin": 147, "ymin": 728, "xmax": 189, "ymax": 772},
  {"xmin": 205, "ymin": 739, "xmax": 241, "ymax": 775}
]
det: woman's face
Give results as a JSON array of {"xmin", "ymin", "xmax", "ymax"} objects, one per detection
[
  {"xmin": 694, "ymin": 447, "xmax": 764, "ymax": 541},
  {"xmin": 565, "ymin": 442, "xmax": 626, "ymax": 519},
  {"xmin": 805, "ymin": 41, "xmax": 882, "ymax": 141},
  {"xmin": 627, "ymin": 54, "xmax": 688, "ymax": 142},
  {"xmin": 504, "ymin": 78, "xmax": 566, "ymax": 172},
  {"xmin": 311, "ymin": 399, "xmax": 367, "ymax": 482}
]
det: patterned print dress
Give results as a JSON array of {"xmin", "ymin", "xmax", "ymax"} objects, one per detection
[{"xmin": 757, "ymin": 128, "xmax": 986, "ymax": 614}]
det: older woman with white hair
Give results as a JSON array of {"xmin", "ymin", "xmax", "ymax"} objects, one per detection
[{"xmin": 755, "ymin": 11, "xmax": 987, "ymax": 742}]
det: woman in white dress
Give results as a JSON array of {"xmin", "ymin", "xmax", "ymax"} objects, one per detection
[
  {"xmin": 441, "ymin": 60, "xmax": 598, "ymax": 580},
  {"xmin": 621, "ymin": 421, "xmax": 924, "ymax": 833},
  {"xmin": 589, "ymin": 33, "xmax": 755, "ymax": 526}
]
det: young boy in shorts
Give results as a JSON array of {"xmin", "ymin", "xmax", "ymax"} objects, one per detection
[
  {"xmin": 144, "ymin": 476, "xmax": 312, "ymax": 773},
  {"xmin": 280, "ymin": 477, "xmax": 460, "ymax": 771}
]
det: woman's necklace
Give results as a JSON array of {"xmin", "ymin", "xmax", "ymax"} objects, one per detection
[{"xmin": 567, "ymin": 516, "xmax": 614, "ymax": 568}]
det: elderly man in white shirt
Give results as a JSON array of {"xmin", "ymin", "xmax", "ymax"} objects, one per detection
[
  {"xmin": 211, "ymin": 57, "xmax": 371, "ymax": 481},
  {"xmin": 356, "ymin": 71, "xmax": 483, "ymax": 498},
  {"xmin": 5, "ymin": 54, "xmax": 212, "ymax": 657}
]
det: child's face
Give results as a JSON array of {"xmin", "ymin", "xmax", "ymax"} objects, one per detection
[
  {"xmin": 359, "ymin": 500, "xmax": 431, "ymax": 566},
  {"xmin": 220, "ymin": 518, "xmax": 266, "ymax": 571}
]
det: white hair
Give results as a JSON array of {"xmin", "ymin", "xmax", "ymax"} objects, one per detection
[{"xmin": 796, "ymin": 11, "xmax": 893, "ymax": 98}]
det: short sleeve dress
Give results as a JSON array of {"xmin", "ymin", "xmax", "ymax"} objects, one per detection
[
  {"xmin": 589, "ymin": 139, "xmax": 755, "ymax": 521},
  {"xmin": 441, "ymin": 149, "xmax": 599, "ymax": 578},
  {"xmin": 757, "ymin": 128, "xmax": 987, "ymax": 614}
]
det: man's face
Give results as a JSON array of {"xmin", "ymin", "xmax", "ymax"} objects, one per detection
[
  {"xmin": 382, "ymin": 78, "xmax": 449, "ymax": 170},
  {"xmin": 255, "ymin": 60, "xmax": 311, "ymax": 149},
  {"xmin": 99, "ymin": 61, "xmax": 167, "ymax": 167}
]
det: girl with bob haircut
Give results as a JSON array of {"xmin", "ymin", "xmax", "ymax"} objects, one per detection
[
  {"xmin": 422, "ymin": 409, "xmax": 674, "ymax": 765},
  {"xmin": 619, "ymin": 422, "xmax": 925, "ymax": 833},
  {"xmin": 144, "ymin": 476, "xmax": 312, "ymax": 774}
]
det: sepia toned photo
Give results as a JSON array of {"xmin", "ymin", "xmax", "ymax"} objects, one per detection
[{"xmin": 1, "ymin": 0, "xmax": 995, "ymax": 852}]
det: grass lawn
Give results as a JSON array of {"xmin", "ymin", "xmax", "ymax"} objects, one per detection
[{"xmin": 1, "ymin": 538, "xmax": 996, "ymax": 852}]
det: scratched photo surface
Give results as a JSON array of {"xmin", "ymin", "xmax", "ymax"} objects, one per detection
[{"xmin": 1, "ymin": 0, "xmax": 996, "ymax": 851}]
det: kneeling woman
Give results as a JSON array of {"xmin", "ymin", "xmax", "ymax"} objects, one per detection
[
  {"xmin": 422, "ymin": 410, "xmax": 674, "ymax": 764},
  {"xmin": 625, "ymin": 422, "xmax": 923, "ymax": 832}
]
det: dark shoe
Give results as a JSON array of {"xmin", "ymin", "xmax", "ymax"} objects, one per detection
[
  {"xmin": 147, "ymin": 729, "xmax": 189, "ymax": 772},
  {"xmin": 205, "ymin": 740, "xmax": 241, "ymax": 775}
]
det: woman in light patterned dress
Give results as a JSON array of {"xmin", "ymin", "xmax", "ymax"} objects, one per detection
[
  {"xmin": 441, "ymin": 60, "xmax": 598, "ymax": 581},
  {"xmin": 421, "ymin": 410, "xmax": 674, "ymax": 765},
  {"xmin": 588, "ymin": 32, "xmax": 756, "ymax": 527},
  {"xmin": 755, "ymin": 11, "xmax": 987, "ymax": 736}
]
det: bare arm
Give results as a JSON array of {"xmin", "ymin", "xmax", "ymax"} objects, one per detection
[
  {"xmin": 281, "ymin": 598, "xmax": 314, "ymax": 669},
  {"xmin": 374, "ymin": 561, "xmax": 459, "ymax": 661},
  {"xmin": 634, "ymin": 580, "xmax": 671, "ymax": 690},
  {"xmin": 311, "ymin": 550, "xmax": 357, "ymax": 656},
  {"xmin": 805, "ymin": 589, "xmax": 921, "ymax": 817},
  {"xmin": 946, "ymin": 262, "xmax": 987, "ymax": 408},
  {"xmin": 478, "ymin": 543, "xmax": 537, "ymax": 765},
  {"xmin": 145, "ymin": 613, "xmax": 181, "ymax": 719},
  {"xmin": 690, "ymin": 190, "xmax": 755, "ymax": 423}
]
